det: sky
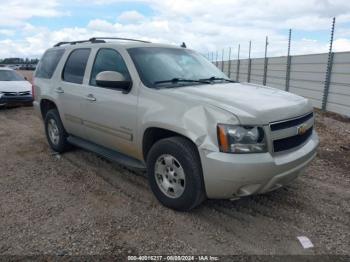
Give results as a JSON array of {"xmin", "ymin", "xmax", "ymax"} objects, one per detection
[{"xmin": 0, "ymin": 0, "xmax": 350, "ymax": 59}]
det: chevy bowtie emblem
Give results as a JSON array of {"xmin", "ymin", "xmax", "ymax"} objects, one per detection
[{"xmin": 297, "ymin": 124, "xmax": 308, "ymax": 135}]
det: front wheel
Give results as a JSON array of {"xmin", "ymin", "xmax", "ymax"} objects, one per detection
[{"xmin": 147, "ymin": 137, "xmax": 206, "ymax": 211}]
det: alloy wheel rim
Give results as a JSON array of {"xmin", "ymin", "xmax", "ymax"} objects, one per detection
[
  {"xmin": 154, "ymin": 154, "xmax": 186, "ymax": 198},
  {"xmin": 48, "ymin": 118, "xmax": 60, "ymax": 145}
]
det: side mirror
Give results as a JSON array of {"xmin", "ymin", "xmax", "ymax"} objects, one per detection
[
  {"xmin": 96, "ymin": 71, "xmax": 131, "ymax": 93},
  {"xmin": 24, "ymin": 77, "xmax": 28, "ymax": 81}
]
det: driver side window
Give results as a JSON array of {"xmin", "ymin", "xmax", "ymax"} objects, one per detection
[{"xmin": 90, "ymin": 48, "xmax": 131, "ymax": 86}]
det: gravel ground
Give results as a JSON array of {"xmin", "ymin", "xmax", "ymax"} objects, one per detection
[{"xmin": 0, "ymin": 106, "xmax": 349, "ymax": 257}]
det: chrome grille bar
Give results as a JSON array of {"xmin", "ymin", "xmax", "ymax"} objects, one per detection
[{"xmin": 270, "ymin": 112, "xmax": 314, "ymax": 152}]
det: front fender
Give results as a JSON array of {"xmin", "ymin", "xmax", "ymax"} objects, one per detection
[{"xmin": 140, "ymin": 103, "xmax": 239, "ymax": 152}]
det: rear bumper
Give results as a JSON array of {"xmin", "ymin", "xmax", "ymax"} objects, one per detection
[
  {"xmin": 0, "ymin": 94, "xmax": 33, "ymax": 106},
  {"xmin": 199, "ymin": 131, "xmax": 319, "ymax": 199}
]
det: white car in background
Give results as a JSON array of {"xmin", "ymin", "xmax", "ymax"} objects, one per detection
[
  {"xmin": 7, "ymin": 65, "xmax": 21, "ymax": 70},
  {"xmin": 0, "ymin": 67, "xmax": 33, "ymax": 107}
]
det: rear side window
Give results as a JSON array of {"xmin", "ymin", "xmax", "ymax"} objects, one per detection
[
  {"xmin": 35, "ymin": 49, "xmax": 65, "ymax": 79},
  {"xmin": 62, "ymin": 48, "xmax": 91, "ymax": 84}
]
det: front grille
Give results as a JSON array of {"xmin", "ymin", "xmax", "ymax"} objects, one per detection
[
  {"xmin": 270, "ymin": 112, "xmax": 314, "ymax": 152},
  {"xmin": 273, "ymin": 127, "xmax": 313, "ymax": 152},
  {"xmin": 3, "ymin": 91, "xmax": 30, "ymax": 96},
  {"xmin": 270, "ymin": 112, "xmax": 313, "ymax": 131}
]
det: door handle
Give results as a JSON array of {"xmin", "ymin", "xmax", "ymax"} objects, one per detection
[
  {"xmin": 85, "ymin": 94, "xmax": 96, "ymax": 101},
  {"xmin": 55, "ymin": 87, "xmax": 64, "ymax": 94}
]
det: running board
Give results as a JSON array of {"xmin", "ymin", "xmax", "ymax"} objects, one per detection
[{"xmin": 67, "ymin": 136, "xmax": 146, "ymax": 170}]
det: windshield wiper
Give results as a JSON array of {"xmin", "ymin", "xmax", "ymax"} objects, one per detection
[
  {"xmin": 199, "ymin": 77, "xmax": 236, "ymax": 83},
  {"xmin": 154, "ymin": 78, "xmax": 210, "ymax": 86}
]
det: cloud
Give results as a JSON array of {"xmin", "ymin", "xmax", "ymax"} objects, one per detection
[
  {"xmin": 334, "ymin": 38, "xmax": 350, "ymax": 52},
  {"xmin": 0, "ymin": 30, "xmax": 15, "ymax": 37},
  {"xmin": 284, "ymin": 16, "xmax": 333, "ymax": 31},
  {"xmin": 0, "ymin": 0, "xmax": 350, "ymax": 58},
  {"xmin": 0, "ymin": 0, "xmax": 67, "ymax": 27},
  {"xmin": 87, "ymin": 19, "xmax": 120, "ymax": 32},
  {"xmin": 117, "ymin": 11, "xmax": 146, "ymax": 23}
]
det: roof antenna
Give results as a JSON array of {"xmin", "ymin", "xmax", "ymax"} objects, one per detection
[{"xmin": 181, "ymin": 42, "xmax": 187, "ymax": 48}]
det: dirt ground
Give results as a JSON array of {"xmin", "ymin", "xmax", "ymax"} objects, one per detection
[
  {"xmin": 0, "ymin": 106, "xmax": 349, "ymax": 257},
  {"xmin": 17, "ymin": 70, "xmax": 34, "ymax": 83}
]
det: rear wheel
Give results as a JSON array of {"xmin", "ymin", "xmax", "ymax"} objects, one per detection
[
  {"xmin": 44, "ymin": 109, "xmax": 71, "ymax": 153},
  {"xmin": 147, "ymin": 137, "xmax": 206, "ymax": 211}
]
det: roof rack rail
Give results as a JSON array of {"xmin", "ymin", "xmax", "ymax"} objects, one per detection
[
  {"xmin": 53, "ymin": 39, "xmax": 105, "ymax": 47},
  {"xmin": 89, "ymin": 37, "xmax": 151, "ymax": 43},
  {"xmin": 53, "ymin": 37, "xmax": 151, "ymax": 47}
]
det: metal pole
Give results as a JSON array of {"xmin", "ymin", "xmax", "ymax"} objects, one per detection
[
  {"xmin": 211, "ymin": 52, "xmax": 214, "ymax": 63},
  {"xmin": 236, "ymin": 44, "xmax": 240, "ymax": 81},
  {"xmin": 247, "ymin": 40, "xmax": 252, "ymax": 82},
  {"xmin": 216, "ymin": 51, "xmax": 218, "ymax": 67},
  {"xmin": 322, "ymin": 17, "xmax": 336, "ymax": 111},
  {"xmin": 263, "ymin": 36, "xmax": 268, "ymax": 86},
  {"xmin": 228, "ymin": 47, "xmax": 232, "ymax": 78},
  {"xmin": 285, "ymin": 29, "xmax": 292, "ymax": 92},
  {"xmin": 221, "ymin": 49, "xmax": 224, "ymax": 72}
]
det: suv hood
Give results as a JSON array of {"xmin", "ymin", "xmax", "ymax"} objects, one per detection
[{"xmin": 165, "ymin": 82, "xmax": 313, "ymax": 125}]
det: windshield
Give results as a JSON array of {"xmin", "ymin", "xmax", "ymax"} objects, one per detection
[
  {"xmin": 0, "ymin": 70, "xmax": 25, "ymax": 81},
  {"xmin": 128, "ymin": 47, "xmax": 229, "ymax": 88}
]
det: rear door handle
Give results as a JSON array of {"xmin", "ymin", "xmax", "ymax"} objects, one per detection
[
  {"xmin": 55, "ymin": 87, "xmax": 64, "ymax": 94},
  {"xmin": 85, "ymin": 94, "xmax": 96, "ymax": 101}
]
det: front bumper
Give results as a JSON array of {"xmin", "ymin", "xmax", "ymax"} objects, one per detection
[
  {"xmin": 199, "ymin": 131, "xmax": 319, "ymax": 199},
  {"xmin": 0, "ymin": 94, "xmax": 33, "ymax": 106}
]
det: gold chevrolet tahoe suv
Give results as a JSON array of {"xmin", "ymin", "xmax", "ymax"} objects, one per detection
[{"xmin": 33, "ymin": 37, "xmax": 319, "ymax": 211}]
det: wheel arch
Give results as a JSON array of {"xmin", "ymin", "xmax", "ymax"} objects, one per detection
[
  {"xmin": 142, "ymin": 127, "xmax": 199, "ymax": 162},
  {"xmin": 40, "ymin": 99, "xmax": 57, "ymax": 119}
]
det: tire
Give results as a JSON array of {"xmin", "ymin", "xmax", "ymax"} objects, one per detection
[
  {"xmin": 147, "ymin": 136, "xmax": 206, "ymax": 211},
  {"xmin": 44, "ymin": 109, "xmax": 71, "ymax": 153}
]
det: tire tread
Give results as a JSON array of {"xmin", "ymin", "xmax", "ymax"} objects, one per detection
[{"xmin": 147, "ymin": 136, "xmax": 206, "ymax": 211}]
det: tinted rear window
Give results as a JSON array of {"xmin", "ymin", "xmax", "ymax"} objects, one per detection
[
  {"xmin": 35, "ymin": 49, "xmax": 65, "ymax": 79},
  {"xmin": 62, "ymin": 48, "xmax": 91, "ymax": 84}
]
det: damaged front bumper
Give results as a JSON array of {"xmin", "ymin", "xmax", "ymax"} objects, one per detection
[{"xmin": 199, "ymin": 131, "xmax": 319, "ymax": 199}]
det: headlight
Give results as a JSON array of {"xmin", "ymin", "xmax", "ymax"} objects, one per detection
[{"xmin": 217, "ymin": 124, "xmax": 267, "ymax": 153}]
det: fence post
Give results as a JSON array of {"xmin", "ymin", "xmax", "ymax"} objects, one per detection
[
  {"xmin": 322, "ymin": 17, "xmax": 336, "ymax": 111},
  {"xmin": 247, "ymin": 41, "xmax": 252, "ymax": 82},
  {"xmin": 215, "ymin": 51, "xmax": 218, "ymax": 67},
  {"xmin": 228, "ymin": 47, "xmax": 232, "ymax": 78},
  {"xmin": 221, "ymin": 49, "xmax": 224, "ymax": 72},
  {"xmin": 285, "ymin": 29, "xmax": 292, "ymax": 92},
  {"xmin": 236, "ymin": 44, "xmax": 240, "ymax": 82},
  {"xmin": 263, "ymin": 36, "xmax": 269, "ymax": 86}
]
